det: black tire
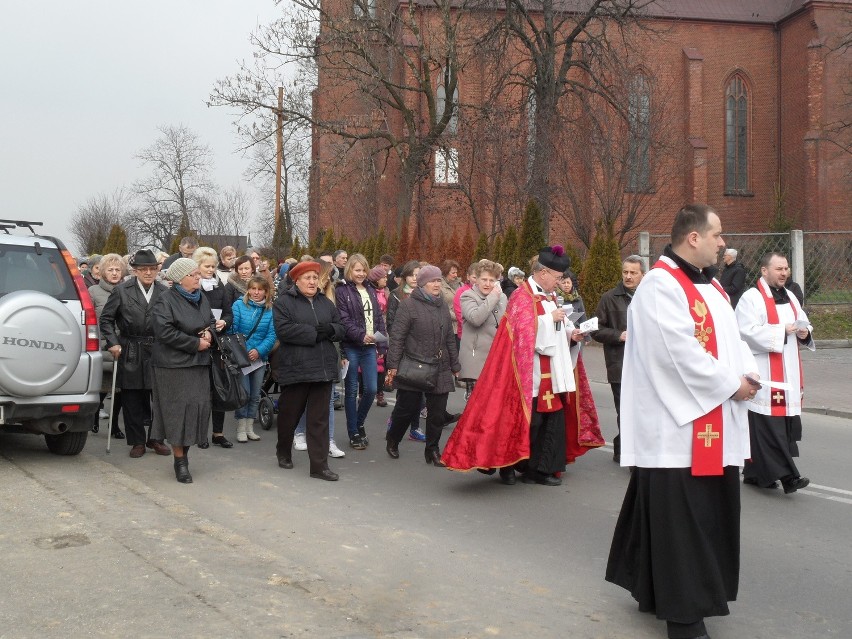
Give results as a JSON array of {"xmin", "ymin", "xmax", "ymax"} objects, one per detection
[
  {"xmin": 258, "ymin": 396, "xmax": 275, "ymax": 430},
  {"xmin": 44, "ymin": 431, "xmax": 88, "ymax": 456}
]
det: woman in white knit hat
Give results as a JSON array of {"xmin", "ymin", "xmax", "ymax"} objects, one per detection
[{"xmin": 150, "ymin": 258, "xmax": 217, "ymax": 484}]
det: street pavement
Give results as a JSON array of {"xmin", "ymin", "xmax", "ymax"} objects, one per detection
[{"xmin": 1, "ymin": 345, "xmax": 851, "ymax": 638}]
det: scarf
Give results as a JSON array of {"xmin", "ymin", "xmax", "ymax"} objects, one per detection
[
  {"xmin": 200, "ymin": 276, "xmax": 217, "ymax": 292},
  {"xmin": 227, "ymin": 271, "xmax": 249, "ymax": 295},
  {"xmin": 174, "ymin": 284, "xmax": 202, "ymax": 304}
]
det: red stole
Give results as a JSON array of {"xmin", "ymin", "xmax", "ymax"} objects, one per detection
[
  {"xmin": 655, "ymin": 259, "xmax": 728, "ymax": 476},
  {"xmin": 758, "ymin": 279, "xmax": 802, "ymax": 415},
  {"xmin": 534, "ymin": 294, "xmax": 563, "ymax": 413}
]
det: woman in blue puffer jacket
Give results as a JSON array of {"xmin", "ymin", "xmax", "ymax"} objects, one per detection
[{"xmin": 230, "ymin": 275, "xmax": 278, "ymax": 442}]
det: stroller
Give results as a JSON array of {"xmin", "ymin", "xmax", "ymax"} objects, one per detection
[{"xmin": 257, "ymin": 359, "xmax": 280, "ymax": 431}]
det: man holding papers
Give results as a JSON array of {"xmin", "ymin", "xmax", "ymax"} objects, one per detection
[
  {"xmin": 442, "ymin": 246, "xmax": 604, "ymax": 486},
  {"xmin": 606, "ymin": 204, "xmax": 759, "ymax": 639},
  {"xmin": 735, "ymin": 252, "xmax": 814, "ymax": 493}
]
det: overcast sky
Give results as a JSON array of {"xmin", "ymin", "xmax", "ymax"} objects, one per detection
[{"xmin": 0, "ymin": 1, "xmax": 283, "ymax": 255}]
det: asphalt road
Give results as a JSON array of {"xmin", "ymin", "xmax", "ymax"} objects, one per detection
[{"xmin": 1, "ymin": 379, "xmax": 851, "ymax": 639}]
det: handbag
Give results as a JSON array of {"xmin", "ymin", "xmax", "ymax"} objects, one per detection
[
  {"xmin": 209, "ymin": 330, "xmax": 249, "ymax": 411},
  {"xmin": 395, "ymin": 315, "xmax": 444, "ymax": 392},
  {"xmin": 217, "ymin": 306, "xmax": 265, "ymax": 369},
  {"xmin": 396, "ymin": 351, "xmax": 439, "ymax": 392}
]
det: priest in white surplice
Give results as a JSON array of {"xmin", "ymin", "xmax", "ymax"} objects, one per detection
[
  {"xmin": 606, "ymin": 204, "xmax": 759, "ymax": 639},
  {"xmin": 736, "ymin": 252, "xmax": 813, "ymax": 494}
]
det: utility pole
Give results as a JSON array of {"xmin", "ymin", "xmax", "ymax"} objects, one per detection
[{"xmin": 274, "ymin": 86, "xmax": 284, "ymax": 225}]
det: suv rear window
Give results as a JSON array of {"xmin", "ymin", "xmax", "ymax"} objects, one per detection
[{"xmin": 0, "ymin": 244, "xmax": 77, "ymax": 300}]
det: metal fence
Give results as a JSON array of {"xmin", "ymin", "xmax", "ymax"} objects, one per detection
[{"xmin": 638, "ymin": 230, "xmax": 852, "ymax": 306}]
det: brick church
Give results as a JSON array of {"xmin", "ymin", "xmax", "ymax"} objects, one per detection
[{"xmin": 309, "ymin": 0, "xmax": 852, "ymax": 247}]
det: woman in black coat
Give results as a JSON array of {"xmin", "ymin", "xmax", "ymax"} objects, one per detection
[
  {"xmin": 385, "ymin": 265, "xmax": 460, "ymax": 466},
  {"xmin": 193, "ymin": 247, "xmax": 234, "ymax": 448},
  {"xmin": 273, "ymin": 261, "xmax": 345, "ymax": 481},
  {"xmin": 150, "ymin": 258, "xmax": 216, "ymax": 484}
]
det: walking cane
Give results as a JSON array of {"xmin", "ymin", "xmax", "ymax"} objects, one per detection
[{"xmin": 106, "ymin": 353, "xmax": 118, "ymax": 454}]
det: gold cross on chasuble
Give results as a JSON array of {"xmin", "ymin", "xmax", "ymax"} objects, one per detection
[
  {"xmin": 773, "ymin": 391, "xmax": 785, "ymax": 404},
  {"xmin": 697, "ymin": 424, "xmax": 720, "ymax": 448},
  {"xmin": 541, "ymin": 390, "xmax": 555, "ymax": 410}
]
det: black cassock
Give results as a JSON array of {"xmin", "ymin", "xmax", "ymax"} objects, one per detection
[{"xmin": 605, "ymin": 466, "xmax": 741, "ymax": 624}]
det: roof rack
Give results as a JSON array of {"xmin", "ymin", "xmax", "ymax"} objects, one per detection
[
  {"xmin": 0, "ymin": 219, "xmax": 44, "ymax": 235},
  {"xmin": 0, "ymin": 223, "xmax": 16, "ymax": 234}
]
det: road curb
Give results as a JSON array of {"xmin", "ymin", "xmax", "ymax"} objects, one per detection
[
  {"xmin": 815, "ymin": 339, "xmax": 852, "ymax": 349},
  {"xmin": 803, "ymin": 406, "xmax": 852, "ymax": 420}
]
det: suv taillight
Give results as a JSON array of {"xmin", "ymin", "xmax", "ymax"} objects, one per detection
[{"xmin": 61, "ymin": 249, "xmax": 100, "ymax": 352}]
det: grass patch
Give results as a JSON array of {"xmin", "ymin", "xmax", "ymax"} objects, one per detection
[{"xmin": 809, "ymin": 306, "xmax": 852, "ymax": 340}]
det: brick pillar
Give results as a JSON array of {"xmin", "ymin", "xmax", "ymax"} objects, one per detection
[
  {"xmin": 803, "ymin": 38, "xmax": 826, "ymax": 228},
  {"xmin": 683, "ymin": 48, "xmax": 707, "ymax": 203}
]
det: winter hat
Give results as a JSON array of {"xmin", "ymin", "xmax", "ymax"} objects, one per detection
[
  {"xmin": 165, "ymin": 257, "xmax": 198, "ymax": 282},
  {"xmin": 416, "ymin": 264, "xmax": 442, "ymax": 287},
  {"xmin": 288, "ymin": 261, "xmax": 322, "ymax": 281},
  {"xmin": 368, "ymin": 266, "xmax": 387, "ymax": 283},
  {"xmin": 537, "ymin": 246, "xmax": 570, "ymax": 273}
]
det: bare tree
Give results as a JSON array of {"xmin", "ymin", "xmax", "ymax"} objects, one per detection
[
  {"xmin": 195, "ymin": 186, "xmax": 254, "ymax": 244},
  {"xmin": 211, "ymin": 0, "xmax": 479, "ymax": 235},
  {"xmin": 554, "ymin": 64, "xmax": 683, "ymax": 249},
  {"xmin": 492, "ymin": 0, "xmax": 655, "ymax": 237},
  {"xmin": 69, "ymin": 188, "xmax": 135, "ymax": 255},
  {"xmin": 129, "ymin": 124, "xmax": 216, "ymax": 250}
]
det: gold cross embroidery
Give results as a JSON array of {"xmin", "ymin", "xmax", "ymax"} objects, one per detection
[
  {"xmin": 697, "ymin": 424, "xmax": 719, "ymax": 448},
  {"xmin": 773, "ymin": 391, "xmax": 785, "ymax": 403},
  {"xmin": 541, "ymin": 390, "xmax": 555, "ymax": 410}
]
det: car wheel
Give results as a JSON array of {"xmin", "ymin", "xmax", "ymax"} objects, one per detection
[
  {"xmin": 258, "ymin": 396, "xmax": 275, "ymax": 430},
  {"xmin": 44, "ymin": 431, "xmax": 88, "ymax": 456}
]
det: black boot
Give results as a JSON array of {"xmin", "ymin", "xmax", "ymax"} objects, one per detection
[
  {"xmin": 425, "ymin": 449, "xmax": 445, "ymax": 467},
  {"xmin": 174, "ymin": 457, "xmax": 193, "ymax": 484},
  {"xmin": 358, "ymin": 426, "xmax": 369, "ymax": 446}
]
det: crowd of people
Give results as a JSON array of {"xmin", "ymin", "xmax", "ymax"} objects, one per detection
[{"xmin": 76, "ymin": 204, "xmax": 815, "ymax": 638}]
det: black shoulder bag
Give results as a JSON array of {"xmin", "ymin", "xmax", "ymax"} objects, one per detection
[
  {"xmin": 209, "ymin": 322, "xmax": 250, "ymax": 411},
  {"xmin": 395, "ymin": 314, "xmax": 443, "ymax": 392}
]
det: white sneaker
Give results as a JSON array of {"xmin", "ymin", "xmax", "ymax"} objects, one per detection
[
  {"xmin": 293, "ymin": 432, "xmax": 307, "ymax": 451},
  {"xmin": 329, "ymin": 440, "xmax": 346, "ymax": 458},
  {"xmin": 99, "ymin": 410, "xmax": 109, "ymax": 419}
]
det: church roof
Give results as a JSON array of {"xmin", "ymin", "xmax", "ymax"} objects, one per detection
[{"xmin": 407, "ymin": 0, "xmax": 849, "ymax": 25}]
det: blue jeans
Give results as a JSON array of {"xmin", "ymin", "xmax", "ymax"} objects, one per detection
[
  {"xmin": 235, "ymin": 365, "xmax": 265, "ymax": 419},
  {"xmin": 343, "ymin": 344, "xmax": 377, "ymax": 436},
  {"xmin": 295, "ymin": 393, "xmax": 335, "ymax": 439}
]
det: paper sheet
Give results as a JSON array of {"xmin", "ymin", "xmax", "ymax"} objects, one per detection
[
  {"xmin": 240, "ymin": 359, "xmax": 264, "ymax": 376},
  {"xmin": 341, "ymin": 360, "xmax": 350, "ymax": 379},
  {"xmin": 373, "ymin": 331, "xmax": 388, "ymax": 343},
  {"xmin": 212, "ymin": 309, "xmax": 222, "ymax": 320},
  {"xmin": 579, "ymin": 317, "xmax": 599, "ymax": 333}
]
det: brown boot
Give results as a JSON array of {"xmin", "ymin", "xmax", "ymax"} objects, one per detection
[{"xmin": 376, "ymin": 392, "xmax": 387, "ymax": 407}]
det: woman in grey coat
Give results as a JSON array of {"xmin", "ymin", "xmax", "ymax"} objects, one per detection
[
  {"xmin": 384, "ymin": 265, "xmax": 460, "ymax": 466},
  {"xmin": 458, "ymin": 260, "xmax": 507, "ymax": 398}
]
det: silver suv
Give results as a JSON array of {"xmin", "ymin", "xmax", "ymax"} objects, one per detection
[{"xmin": 0, "ymin": 220, "xmax": 103, "ymax": 454}]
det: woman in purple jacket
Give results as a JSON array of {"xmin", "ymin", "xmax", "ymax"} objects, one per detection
[{"xmin": 336, "ymin": 253, "xmax": 387, "ymax": 450}]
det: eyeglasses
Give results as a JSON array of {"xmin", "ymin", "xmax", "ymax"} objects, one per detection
[{"xmin": 135, "ymin": 266, "xmax": 158, "ymax": 273}]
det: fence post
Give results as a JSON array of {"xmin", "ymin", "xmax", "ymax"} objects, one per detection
[
  {"xmin": 639, "ymin": 231, "xmax": 650, "ymax": 273},
  {"xmin": 790, "ymin": 230, "xmax": 804, "ymax": 295}
]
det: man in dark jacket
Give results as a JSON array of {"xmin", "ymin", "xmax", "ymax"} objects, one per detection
[
  {"xmin": 719, "ymin": 248, "xmax": 747, "ymax": 307},
  {"xmin": 592, "ymin": 255, "xmax": 644, "ymax": 463},
  {"xmin": 273, "ymin": 261, "xmax": 345, "ymax": 481},
  {"xmin": 100, "ymin": 249, "xmax": 171, "ymax": 458}
]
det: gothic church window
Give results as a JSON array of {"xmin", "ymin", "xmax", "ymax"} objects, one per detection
[
  {"xmin": 354, "ymin": 0, "xmax": 377, "ymax": 19},
  {"xmin": 434, "ymin": 147, "xmax": 459, "ymax": 185},
  {"xmin": 436, "ymin": 62, "xmax": 458, "ymax": 135},
  {"xmin": 725, "ymin": 74, "xmax": 749, "ymax": 194},
  {"xmin": 627, "ymin": 73, "xmax": 651, "ymax": 192}
]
